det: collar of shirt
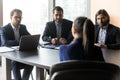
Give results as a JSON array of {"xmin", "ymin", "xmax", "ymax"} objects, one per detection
[
  {"xmin": 55, "ymin": 21, "xmax": 62, "ymax": 27},
  {"xmin": 10, "ymin": 23, "xmax": 20, "ymax": 30},
  {"xmin": 100, "ymin": 24, "xmax": 108, "ymax": 30}
]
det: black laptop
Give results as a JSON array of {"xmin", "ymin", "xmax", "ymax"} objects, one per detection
[{"xmin": 19, "ymin": 34, "xmax": 40, "ymax": 51}]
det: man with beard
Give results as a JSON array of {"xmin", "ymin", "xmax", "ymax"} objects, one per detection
[
  {"xmin": 42, "ymin": 6, "xmax": 73, "ymax": 45},
  {"xmin": 94, "ymin": 9, "xmax": 120, "ymax": 50}
]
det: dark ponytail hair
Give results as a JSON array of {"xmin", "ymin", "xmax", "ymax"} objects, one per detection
[{"xmin": 73, "ymin": 16, "xmax": 96, "ymax": 55}]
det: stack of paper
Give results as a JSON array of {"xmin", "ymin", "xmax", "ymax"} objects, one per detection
[{"xmin": 0, "ymin": 46, "xmax": 15, "ymax": 53}]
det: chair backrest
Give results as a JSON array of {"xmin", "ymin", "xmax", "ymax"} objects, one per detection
[{"xmin": 50, "ymin": 60, "xmax": 120, "ymax": 80}]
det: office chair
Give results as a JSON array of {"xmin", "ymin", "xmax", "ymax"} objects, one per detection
[{"xmin": 50, "ymin": 60, "xmax": 120, "ymax": 80}]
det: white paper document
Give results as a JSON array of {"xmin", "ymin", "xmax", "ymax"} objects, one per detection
[{"xmin": 0, "ymin": 46, "xmax": 15, "ymax": 53}]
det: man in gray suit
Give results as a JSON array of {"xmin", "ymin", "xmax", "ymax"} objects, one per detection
[
  {"xmin": 1, "ymin": 9, "xmax": 33, "ymax": 80},
  {"xmin": 42, "ymin": 6, "xmax": 73, "ymax": 45}
]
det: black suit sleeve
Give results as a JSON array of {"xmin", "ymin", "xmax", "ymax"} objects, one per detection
[
  {"xmin": 107, "ymin": 27, "xmax": 120, "ymax": 49},
  {"xmin": 42, "ymin": 21, "xmax": 57, "ymax": 42},
  {"xmin": 42, "ymin": 22, "xmax": 52, "ymax": 42}
]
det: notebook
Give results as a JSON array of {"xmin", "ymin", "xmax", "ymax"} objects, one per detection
[
  {"xmin": 18, "ymin": 34, "xmax": 40, "ymax": 51},
  {"xmin": 40, "ymin": 42, "xmax": 60, "ymax": 50}
]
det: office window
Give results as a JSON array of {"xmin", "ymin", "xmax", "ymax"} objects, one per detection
[
  {"xmin": 55, "ymin": 0, "xmax": 89, "ymax": 21},
  {"xmin": 3, "ymin": 0, "xmax": 48, "ymax": 34}
]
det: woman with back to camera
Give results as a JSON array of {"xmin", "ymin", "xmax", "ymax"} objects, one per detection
[{"xmin": 59, "ymin": 16, "xmax": 104, "ymax": 61}]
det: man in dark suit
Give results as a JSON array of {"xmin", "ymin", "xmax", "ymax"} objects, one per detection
[
  {"xmin": 42, "ymin": 6, "xmax": 73, "ymax": 45},
  {"xmin": 94, "ymin": 9, "xmax": 120, "ymax": 50},
  {"xmin": 1, "ymin": 9, "xmax": 33, "ymax": 80}
]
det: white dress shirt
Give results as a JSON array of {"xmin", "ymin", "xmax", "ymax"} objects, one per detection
[
  {"xmin": 98, "ymin": 27, "xmax": 107, "ymax": 44},
  {"xmin": 11, "ymin": 23, "xmax": 20, "ymax": 41}
]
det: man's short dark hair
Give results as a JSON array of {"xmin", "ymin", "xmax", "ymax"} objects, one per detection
[
  {"xmin": 10, "ymin": 9, "xmax": 22, "ymax": 16},
  {"xmin": 53, "ymin": 6, "xmax": 63, "ymax": 13}
]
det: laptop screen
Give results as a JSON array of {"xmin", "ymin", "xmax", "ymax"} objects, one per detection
[{"xmin": 19, "ymin": 34, "xmax": 40, "ymax": 51}]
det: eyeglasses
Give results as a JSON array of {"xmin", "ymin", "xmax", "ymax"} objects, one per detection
[{"xmin": 14, "ymin": 16, "xmax": 23, "ymax": 19}]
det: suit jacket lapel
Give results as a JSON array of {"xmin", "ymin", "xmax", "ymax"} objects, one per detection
[
  {"xmin": 8, "ymin": 24, "xmax": 15, "ymax": 39},
  {"xmin": 105, "ymin": 25, "xmax": 111, "ymax": 44},
  {"xmin": 96, "ymin": 26, "xmax": 100, "ymax": 42},
  {"xmin": 53, "ymin": 21, "xmax": 57, "ymax": 37}
]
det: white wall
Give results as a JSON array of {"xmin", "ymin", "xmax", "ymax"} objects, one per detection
[
  {"xmin": 90, "ymin": 0, "xmax": 120, "ymax": 28},
  {"xmin": 0, "ymin": 0, "xmax": 3, "ymax": 27},
  {"xmin": 3, "ymin": 0, "xmax": 49, "ymax": 34}
]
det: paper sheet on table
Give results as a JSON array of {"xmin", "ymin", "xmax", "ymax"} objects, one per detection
[{"xmin": 0, "ymin": 46, "xmax": 15, "ymax": 53}]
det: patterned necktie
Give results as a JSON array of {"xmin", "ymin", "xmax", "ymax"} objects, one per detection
[
  {"xmin": 14, "ymin": 28, "xmax": 20, "ymax": 41},
  {"xmin": 56, "ymin": 23, "xmax": 61, "ymax": 39}
]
